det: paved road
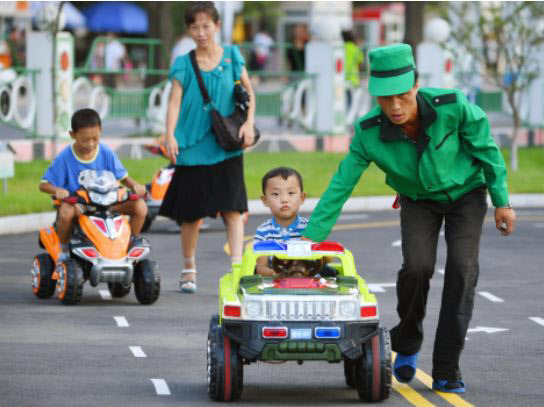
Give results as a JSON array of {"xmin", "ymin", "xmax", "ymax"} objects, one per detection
[{"xmin": 1, "ymin": 209, "xmax": 543, "ymax": 406}]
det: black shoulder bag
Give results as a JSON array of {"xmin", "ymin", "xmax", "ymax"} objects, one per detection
[{"xmin": 189, "ymin": 49, "xmax": 260, "ymax": 151}]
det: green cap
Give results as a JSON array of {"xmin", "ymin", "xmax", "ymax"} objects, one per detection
[{"xmin": 368, "ymin": 44, "xmax": 416, "ymax": 97}]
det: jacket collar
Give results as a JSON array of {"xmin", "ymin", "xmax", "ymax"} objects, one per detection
[{"xmin": 379, "ymin": 92, "xmax": 437, "ymax": 142}]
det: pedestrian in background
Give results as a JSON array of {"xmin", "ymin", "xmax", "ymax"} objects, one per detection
[
  {"xmin": 286, "ymin": 23, "xmax": 308, "ymax": 73},
  {"xmin": 342, "ymin": 29, "xmax": 364, "ymax": 107},
  {"xmin": 170, "ymin": 31, "xmax": 196, "ymax": 67},
  {"xmin": 160, "ymin": 1, "xmax": 256, "ymax": 293},
  {"xmin": 302, "ymin": 44, "xmax": 515, "ymax": 394}
]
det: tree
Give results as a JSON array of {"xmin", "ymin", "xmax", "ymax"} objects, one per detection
[
  {"xmin": 141, "ymin": 2, "xmax": 174, "ymax": 87},
  {"xmin": 441, "ymin": 2, "xmax": 544, "ymax": 170},
  {"xmin": 403, "ymin": 1, "xmax": 425, "ymax": 62}
]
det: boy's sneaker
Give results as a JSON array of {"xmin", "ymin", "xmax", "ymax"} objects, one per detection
[{"xmin": 432, "ymin": 380, "xmax": 466, "ymax": 393}]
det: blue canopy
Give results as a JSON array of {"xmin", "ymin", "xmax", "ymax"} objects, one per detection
[{"xmin": 83, "ymin": 2, "xmax": 148, "ymax": 34}]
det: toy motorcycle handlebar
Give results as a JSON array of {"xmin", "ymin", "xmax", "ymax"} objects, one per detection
[{"xmin": 52, "ymin": 189, "xmax": 147, "ymax": 206}]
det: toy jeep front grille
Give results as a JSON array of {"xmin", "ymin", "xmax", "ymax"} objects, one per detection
[{"xmin": 265, "ymin": 300, "xmax": 337, "ymax": 321}]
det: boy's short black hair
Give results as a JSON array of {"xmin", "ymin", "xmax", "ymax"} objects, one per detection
[
  {"xmin": 185, "ymin": 2, "xmax": 219, "ymax": 26},
  {"xmin": 262, "ymin": 167, "xmax": 304, "ymax": 194},
  {"xmin": 71, "ymin": 108, "xmax": 101, "ymax": 132}
]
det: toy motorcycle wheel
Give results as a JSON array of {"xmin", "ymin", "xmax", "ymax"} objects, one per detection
[
  {"xmin": 31, "ymin": 253, "xmax": 56, "ymax": 299},
  {"xmin": 356, "ymin": 326, "xmax": 392, "ymax": 402},
  {"xmin": 207, "ymin": 316, "xmax": 243, "ymax": 401},
  {"xmin": 107, "ymin": 282, "xmax": 131, "ymax": 298},
  {"xmin": 57, "ymin": 259, "xmax": 84, "ymax": 305},
  {"xmin": 344, "ymin": 357, "xmax": 357, "ymax": 388},
  {"xmin": 133, "ymin": 259, "xmax": 160, "ymax": 305}
]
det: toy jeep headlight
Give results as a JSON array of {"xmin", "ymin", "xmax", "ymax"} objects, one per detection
[
  {"xmin": 244, "ymin": 300, "xmax": 263, "ymax": 319},
  {"xmin": 338, "ymin": 299, "xmax": 358, "ymax": 319}
]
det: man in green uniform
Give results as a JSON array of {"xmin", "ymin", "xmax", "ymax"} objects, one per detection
[{"xmin": 302, "ymin": 44, "xmax": 516, "ymax": 393}]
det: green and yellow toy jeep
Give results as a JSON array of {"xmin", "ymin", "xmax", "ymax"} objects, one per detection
[{"xmin": 207, "ymin": 240, "xmax": 392, "ymax": 402}]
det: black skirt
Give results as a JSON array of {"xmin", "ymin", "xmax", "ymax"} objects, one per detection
[{"xmin": 159, "ymin": 155, "xmax": 248, "ymax": 223}]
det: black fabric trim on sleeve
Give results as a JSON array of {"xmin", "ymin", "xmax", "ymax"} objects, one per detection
[
  {"xmin": 359, "ymin": 115, "xmax": 382, "ymax": 130},
  {"xmin": 431, "ymin": 93, "xmax": 457, "ymax": 106}
]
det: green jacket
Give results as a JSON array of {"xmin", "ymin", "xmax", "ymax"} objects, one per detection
[{"xmin": 303, "ymin": 87, "xmax": 510, "ymax": 242}]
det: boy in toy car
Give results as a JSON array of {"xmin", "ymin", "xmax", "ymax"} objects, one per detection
[
  {"xmin": 254, "ymin": 167, "xmax": 333, "ymax": 277},
  {"xmin": 39, "ymin": 109, "xmax": 147, "ymax": 269}
]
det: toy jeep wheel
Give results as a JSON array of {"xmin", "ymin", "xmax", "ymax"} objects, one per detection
[
  {"xmin": 57, "ymin": 259, "xmax": 84, "ymax": 305},
  {"xmin": 32, "ymin": 253, "xmax": 56, "ymax": 298},
  {"xmin": 356, "ymin": 326, "xmax": 392, "ymax": 402},
  {"xmin": 344, "ymin": 357, "xmax": 357, "ymax": 388},
  {"xmin": 207, "ymin": 316, "xmax": 243, "ymax": 401},
  {"xmin": 107, "ymin": 282, "xmax": 131, "ymax": 298},
  {"xmin": 134, "ymin": 259, "xmax": 160, "ymax": 305}
]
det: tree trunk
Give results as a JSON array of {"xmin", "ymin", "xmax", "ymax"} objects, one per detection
[
  {"xmin": 403, "ymin": 2, "xmax": 425, "ymax": 62},
  {"xmin": 145, "ymin": 3, "xmax": 174, "ymax": 87}
]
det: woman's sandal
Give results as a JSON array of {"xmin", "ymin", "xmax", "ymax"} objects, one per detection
[{"xmin": 180, "ymin": 269, "xmax": 197, "ymax": 293}]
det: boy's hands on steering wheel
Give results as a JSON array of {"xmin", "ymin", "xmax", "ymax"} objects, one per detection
[
  {"xmin": 131, "ymin": 183, "xmax": 147, "ymax": 196},
  {"xmin": 54, "ymin": 188, "xmax": 70, "ymax": 200}
]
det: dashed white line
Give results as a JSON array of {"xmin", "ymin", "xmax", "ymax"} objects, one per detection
[
  {"xmin": 478, "ymin": 291, "xmax": 504, "ymax": 303},
  {"xmin": 534, "ymin": 223, "xmax": 544, "ymax": 228},
  {"xmin": 368, "ymin": 283, "xmax": 396, "ymax": 293},
  {"xmin": 150, "ymin": 378, "xmax": 171, "ymax": 395},
  {"xmin": 529, "ymin": 317, "xmax": 544, "ymax": 327},
  {"xmin": 99, "ymin": 290, "xmax": 112, "ymax": 300},
  {"xmin": 129, "ymin": 346, "xmax": 146, "ymax": 358},
  {"xmin": 339, "ymin": 213, "xmax": 369, "ymax": 221},
  {"xmin": 113, "ymin": 316, "xmax": 129, "ymax": 327},
  {"xmin": 437, "ymin": 268, "xmax": 445, "ymax": 275},
  {"xmin": 391, "ymin": 240, "xmax": 401, "ymax": 247}
]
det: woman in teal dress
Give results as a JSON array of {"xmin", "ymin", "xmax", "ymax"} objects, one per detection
[{"xmin": 160, "ymin": 2, "xmax": 256, "ymax": 293}]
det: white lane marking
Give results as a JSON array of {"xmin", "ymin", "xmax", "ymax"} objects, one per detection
[
  {"xmin": 150, "ymin": 378, "xmax": 171, "ymax": 395},
  {"xmin": 338, "ymin": 213, "xmax": 369, "ymax": 221},
  {"xmin": 368, "ymin": 283, "xmax": 396, "ymax": 293},
  {"xmin": 439, "ymin": 231, "xmax": 445, "ymax": 236},
  {"xmin": 529, "ymin": 317, "xmax": 544, "ymax": 327},
  {"xmin": 437, "ymin": 268, "xmax": 445, "ymax": 275},
  {"xmin": 129, "ymin": 346, "xmax": 146, "ymax": 358},
  {"xmin": 478, "ymin": 291, "xmax": 504, "ymax": 303},
  {"xmin": 467, "ymin": 326, "xmax": 508, "ymax": 334},
  {"xmin": 113, "ymin": 316, "xmax": 129, "ymax": 327},
  {"xmin": 99, "ymin": 290, "xmax": 112, "ymax": 300},
  {"xmin": 534, "ymin": 223, "xmax": 544, "ymax": 228},
  {"xmin": 391, "ymin": 240, "xmax": 401, "ymax": 247}
]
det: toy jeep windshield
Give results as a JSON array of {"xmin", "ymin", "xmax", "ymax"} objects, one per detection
[{"xmin": 207, "ymin": 240, "xmax": 392, "ymax": 402}]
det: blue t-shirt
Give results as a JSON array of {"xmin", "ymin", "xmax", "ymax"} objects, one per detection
[
  {"xmin": 254, "ymin": 215, "xmax": 309, "ymax": 242},
  {"xmin": 42, "ymin": 143, "xmax": 127, "ymax": 194},
  {"xmin": 169, "ymin": 45, "xmax": 245, "ymax": 166}
]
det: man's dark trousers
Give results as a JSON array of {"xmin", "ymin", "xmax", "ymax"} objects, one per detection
[{"xmin": 390, "ymin": 186, "xmax": 488, "ymax": 381}]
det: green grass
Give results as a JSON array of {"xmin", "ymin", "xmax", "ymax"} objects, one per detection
[{"xmin": 1, "ymin": 148, "xmax": 543, "ymax": 217}]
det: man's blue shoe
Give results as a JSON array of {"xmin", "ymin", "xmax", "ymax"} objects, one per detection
[
  {"xmin": 432, "ymin": 380, "xmax": 466, "ymax": 393},
  {"xmin": 393, "ymin": 352, "xmax": 418, "ymax": 383}
]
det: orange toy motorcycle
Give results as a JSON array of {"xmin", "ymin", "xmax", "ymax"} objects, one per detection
[
  {"xmin": 141, "ymin": 142, "xmax": 174, "ymax": 232},
  {"xmin": 31, "ymin": 170, "xmax": 161, "ymax": 305},
  {"xmin": 141, "ymin": 139, "xmax": 249, "ymax": 232}
]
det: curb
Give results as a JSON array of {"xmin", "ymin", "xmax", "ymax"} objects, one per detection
[{"xmin": 1, "ymin": 194, "xmax": 543, "ymax": 237}]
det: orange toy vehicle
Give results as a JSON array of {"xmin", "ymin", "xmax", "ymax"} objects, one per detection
[
  {"xmin": 141, "ymin": 142, "xmax": 175, "ymax": 232},
  {"xmin": 141, "ymin": 139, "xmax": 249, "ymax": 232},
  {"xmin": 31, "ymin": 170, "xmax": 161, "ymax": 305}
]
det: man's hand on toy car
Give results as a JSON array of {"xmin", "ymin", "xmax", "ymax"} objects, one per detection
[{"xmin": 271, "ymin": 257, "xmax": 324, "ymax": 277}]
